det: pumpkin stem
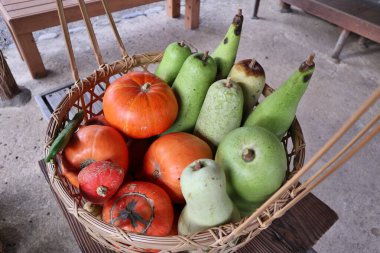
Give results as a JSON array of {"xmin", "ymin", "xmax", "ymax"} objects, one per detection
[
  {"xmin": 242, "ymin": 148, "xmax": 255, "ymax": 162},
  {"xmin": 141, "ymin": 83, "xmax": 151, "ymax": 93},
  {"xmin": 96, "ymin": 186, "xmax": 108, "ymax": 197}
]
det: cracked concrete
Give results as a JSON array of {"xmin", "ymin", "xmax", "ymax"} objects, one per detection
[{"xmin": 0, "ymin": 0, "xmax": 379, "ymax": 252}]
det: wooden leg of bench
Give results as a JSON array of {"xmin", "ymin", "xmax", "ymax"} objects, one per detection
[
  {"xmin": 6, "ymin": 24, "xmax": 24, "ymax": 61},
  {"xmin": 166, "ymin": 0, "xmax": 180, "ymax": 18},
  {"xmin": 331, "ymin": 29, "xmax": 350, "ymax": 63},
  {"xmin": 280, "ymin": 1, "xmax": 292, "ymax": 13},
  {"xmin": 252, "ymin": 0, "xmax": 261, "ymax": 19},
  {"xmin": 13, "ymin": 33, "xmax": 47, "ymax": 79},
  {"xmin": 185, "ymin": 0, "xmax": 200, "ymax": 30}
]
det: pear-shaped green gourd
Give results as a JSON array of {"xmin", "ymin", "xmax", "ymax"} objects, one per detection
[
  {"xmin": 155, "ymin": 41, "xmax": 192, "ymax": 86},
  {"xmin": 212, "ymin": 9, "xmax": 244, "ymax": 79},
  {"xmin": 163, "ymin": 52, "xmax": 217, "ymax": 134},
  {"xmin": 194, "ymin": 78, "xmax": 243, "ymax": 150},
  {"xmin": 215, "ymin": 126, "xmax": 287, "ymax": 215},
  {"xmin": 228, "ymin": 59, "xmax": 265, "ymax": 118},
  {"xmin": 244, "ymin": 54, "xmax": 316, "ymax": 138},
  {"xmin": 178, "ymin": 159, "xmax": 240, "ymax": 235}
]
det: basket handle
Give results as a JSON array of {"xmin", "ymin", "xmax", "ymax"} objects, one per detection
[
  {"xmin": 54, "ymin": 0, "xmax": 128, "ymax": 81},
  {"xmin": 221, "ymin": 84, "xmax": 380, "ymax": 244}
]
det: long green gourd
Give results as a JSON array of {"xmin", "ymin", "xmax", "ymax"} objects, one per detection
[
  {"xmin": 45, "ymin": 110, "xmax": 84, "ymax": 162},
  {"xmin": 155, "ymin": 41, "xmax": 192, "ymax": 86},
  {"xmin": 211, "ymin": 9, "xmax": 244, "ymax": 79},
  {"xmin": 163, "ymin": 52, "xmax": 217, "ymax": 134},
  {"xmin": 244, "ymin": 53, "xmax": 316, "ymax": 138}
]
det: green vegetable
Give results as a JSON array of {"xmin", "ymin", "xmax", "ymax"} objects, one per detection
[
  {"xmin": 215, "ymin": 126, "xmax": 287, "ymax": 216},
  {"xmin": 194, "ymin": 78, "xmax": 243, "ymax": 150},
  {"xmin": 228, "ymin": 59, "xmax": 265, "ymax": 119},
  {"xmin": 45, "ymin": 111, "xmax": 84, "ymax": 162},
  {"xmin": 211, "ymin": 9, "xmax": 244, "ymax": 79},
  {"xmin": 244, "ymin": 54, "xmax": 315, "ymax": 138},
  {"xmin": 155, "ymin": 41, "xmax": 192, "ymax": 86},
  {"xmin": 163, "ymin": 52, "xmax": 217, "ymax": 134},
  {"xmin": 178, "ymin": 159, "xmax": 240, "ymax": 235}
]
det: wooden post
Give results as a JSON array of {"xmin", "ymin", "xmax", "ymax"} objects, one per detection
[
  {"xmin": 166, "ymin": 0, "xmax": 181, "ymax": 18},
  {"xmin": 331, "ymin": 29, "xmax": 350, "ymax": 63},
  {"xmin": 185, "ymin": 0, "xmax": 200, "ymax": 30},
  {"xmin": 252, "ymin": 0, "xmax": 261, "ymax": 19},
  {"xmin": 0, "ymin": 49, "xmax": 31, "ymax": 107}
]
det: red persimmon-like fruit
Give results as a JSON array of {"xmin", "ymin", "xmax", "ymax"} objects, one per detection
[
  {"xmin": 78, "ymin": 161, "xmax": 125, "ymax": 204},
  {"xmin": 103, "ymin": 71, "xmax": 178, "ymax": 139},
  {"xmin": 102, "ymin": 181, "xmax": 174, "ymax": 236},
  {"xmin": 63, "ymin": 125, "xmax": 129, "ymax": 171},
  {"xmin": 142, "ymin": 132, "xmax": 213, "ymax": 203}
]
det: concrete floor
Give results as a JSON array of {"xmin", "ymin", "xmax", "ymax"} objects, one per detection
[{"xmin": 0, "ymin": 0, "xmax": 379, "ymax": 252}]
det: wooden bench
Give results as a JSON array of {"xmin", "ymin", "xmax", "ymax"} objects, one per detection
[
  {"xmin": 252, "ymin": 0, "xmax": 380, "ymax": 62},
  {"xmin": 0, "ymin": 0, "xmax": 200, "ymax": 78}
]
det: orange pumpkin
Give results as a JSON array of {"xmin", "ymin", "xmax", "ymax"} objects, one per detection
[
  {"xmin": 103, "ymin": 71, "xmax": 178, "ymax": 139},
  {"xmin": 63, "ymin": 125, "xmax": 129, "ymax": 172},
  {"xmin": 142, "ymin": 132, "xmax": 213, "ymax": 203},
  {"xmin": 102, "ymin": 181, "xmax": 174, "ymax": 236}
]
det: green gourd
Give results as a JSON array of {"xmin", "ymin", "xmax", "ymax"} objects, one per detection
[
  {"xmin": 228, "ymin": 59, "xmax": 265, "ymax": 119},
  {"xmin": 155, "ymin": 41, "xmax": 192, "ymax": 86},
  {"xmin": 215, "ymin": 126, "xmax": 287, "ymax": 214},
  {"xmin": 194, "ymin": 78, "xmax": 243, "ymax": 150},
  {"xmin": 178, "ymin": 159, "xmax": 240, "ymax": 235},
  {"xmin": 163, "ymin": 52, "xmax": 217, "ymax": 134},
  {"xmin": 212, "ymin": 9, "xmax": 244, "ymax": 79},
  {"xmin": 244, "ymin": 54, "xmax": 316, "ymax": 138},
  {"xmin": 45, "ymin": 110, "xmax": 84, "ymax": 162}
]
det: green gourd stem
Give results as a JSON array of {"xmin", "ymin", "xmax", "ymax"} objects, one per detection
[
  {"xmin": 242, "ymin": 148, "xmax": 255, "ymax": 162},
  {"xmin": 45, "ymin": 110, "xmax": 84, "ymax": 162},
  {"xmin": 249, "ymin": 59, "xmax": 256, "ymax": 69}
]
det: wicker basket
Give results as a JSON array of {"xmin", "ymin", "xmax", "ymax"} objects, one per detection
[{"xmin": 45, "ymin": 1, "xmax": 380, "ymax": 252}]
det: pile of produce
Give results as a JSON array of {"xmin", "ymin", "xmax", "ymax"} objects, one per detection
[{"xmin": 46, "ymin": 9, "xmax": 315, "ymax": 238}]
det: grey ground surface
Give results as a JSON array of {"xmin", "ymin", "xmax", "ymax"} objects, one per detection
[{"xmin": 0, "ymin": 0, "xmax": 379, "ymax": 252}]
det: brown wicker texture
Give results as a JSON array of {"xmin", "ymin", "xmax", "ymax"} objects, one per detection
[
  {"xmin": 45, "ymin": 60, "xmax": 306, "ymax": 252},
  {"xmin": 45, "ymin": 0, "xmax": 380, "ymax": 252}
]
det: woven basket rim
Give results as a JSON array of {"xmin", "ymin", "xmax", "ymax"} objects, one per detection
[{"xmin": 45, "ymin": 52, "xmax": 306, "ymax": 252}]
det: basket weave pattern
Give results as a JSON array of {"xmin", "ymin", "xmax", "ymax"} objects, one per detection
[{"xmin": 45, "ymin": 53, "xmax": 306, "ymax": 252}]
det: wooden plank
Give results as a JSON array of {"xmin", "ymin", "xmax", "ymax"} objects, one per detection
[
  {"xmin": 185, "ymin": 0, "xmax": 200, "ymax": 30},
  {"xmin": 39, "ymin": 159, "xmax": 337, "ymax": 253},
  {"xmin": 3, "ymin": 0, "xmax": 98, "ymax": 12},
  {"xmin": 166, "ymin": 0, "xmax": 180, "ymax": 18},
  {"xmin": 282, "ymin": 0, "xmax": 380, "ymax": 43},
  {"xmin": 7, "ymin": 0, "xmax": 160, "ymax": 34}
]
